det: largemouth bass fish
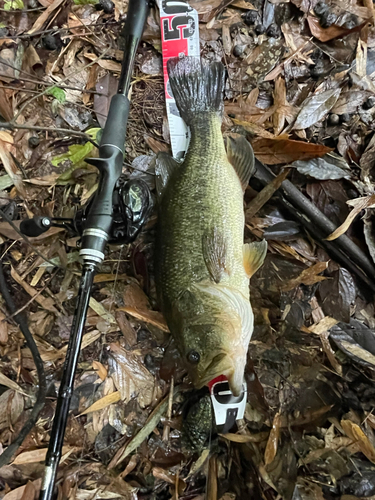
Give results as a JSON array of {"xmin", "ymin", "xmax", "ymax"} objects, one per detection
[{"xmin": 155, "ymin": 57, "xmax": 267, "ymax": 396}]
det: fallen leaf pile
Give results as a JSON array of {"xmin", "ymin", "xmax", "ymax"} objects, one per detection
[{"xmin": 1, "ymin": 0, "xmax": 375, "ymax": 499}]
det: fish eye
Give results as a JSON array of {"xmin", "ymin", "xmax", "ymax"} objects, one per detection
[{"xmin": 187, "ymin": 350, "xmax": 200, "ymax": 364}]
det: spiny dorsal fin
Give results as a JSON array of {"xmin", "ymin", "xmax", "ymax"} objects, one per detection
[
  {"xmin": 243, "ymin": 240, "xmax": 267, "ymax": 278},
  {"xmin": 226, "ymin": 135, "xmax": 255, "ymax": 190},
  {"xmin": 155, "ymin": 152, "xmax": 180, "ymax": 199},
  {"xmin": 202, "ymin": 228, "xmax": 228, "ymax": 283}
]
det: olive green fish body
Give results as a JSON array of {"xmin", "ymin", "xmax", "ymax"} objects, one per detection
[
  {"xmin": 157, "ymin": 117, "xmax": 247, "ymax": 300},
  {"xmin": 155, "ymin": 57, "xmax": 266, "ymax": 395}
]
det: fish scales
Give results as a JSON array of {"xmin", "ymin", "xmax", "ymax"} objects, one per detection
[{"xmin": 155, "ymin": 57, "xmax": 267, "ymax": 395}]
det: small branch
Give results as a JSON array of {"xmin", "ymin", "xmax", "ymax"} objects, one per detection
[
  {"xmin": 0, "ymin": 19, "xmax": 122, "ymax": 40},
  {"xmin": 3, "ymin": 269, "xmax": 59, "ymax": 321},
  {"xmin": 0, "ymin": 122, "xmax": 98, "ymax": 146},
  {"xmin": 0, "ymin": 6, "xmax": 46, "ymax": 11}
]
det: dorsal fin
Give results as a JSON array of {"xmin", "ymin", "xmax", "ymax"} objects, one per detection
[
  {"xmin": 155, "ymin": 152, "xmax": 180, "ymax": 199},
  {"xmin": 226, "ymin": 135, "xmax": 255, "ymax": 190}
]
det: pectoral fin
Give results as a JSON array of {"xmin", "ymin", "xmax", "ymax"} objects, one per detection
[
  {"xmin": 202, "ymin": 229, "xmax": 228, "ymax": 283},
  {"xmin": 243, "ymin": 240, "xmax": 267, "ymax": 278},
  {"xmin": 226, "ymin": 135, "xmax": 255, "ymax": 190},
  {"xmin": 155, "ymin": 152, "xmax": 180, "ymax": 199}
]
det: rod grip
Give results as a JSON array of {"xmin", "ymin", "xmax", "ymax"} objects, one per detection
[
  {"xmin": 122, "ymin": 0, "xmax": 151, "ymax": 39},
  {"xmin": 99, "ymin": 93, "xmax": 130, "ymax": 152}
]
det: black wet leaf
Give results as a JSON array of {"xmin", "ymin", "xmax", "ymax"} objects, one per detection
[{"xmin": 319, "ymin": 268, "xmax": 356, "ymax": 322}]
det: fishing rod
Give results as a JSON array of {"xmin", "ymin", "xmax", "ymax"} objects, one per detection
[{"xmin": 0, "ymin": 1, "xmax": 153, "ymax": 498}]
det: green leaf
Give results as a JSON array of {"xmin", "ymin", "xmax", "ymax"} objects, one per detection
[
  {"xmin": 52, "ymin": 142, "xmax": 93, "ymax": 168},
  {"xmin": 46, "ymin": 87, "xmax": 66, "ymax": 104},
  {"xmin": 4, "ymin": 0, "xmax": 24, "ymax": 10},
  {"xmin": 86, "ymin": 128, "xmax": 101, "ymax": 140},
  {"xmin": 0, "ymin": 22, "xmax": 7, "ymax": 28}
]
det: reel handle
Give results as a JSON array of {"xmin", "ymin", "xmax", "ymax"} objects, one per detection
[{"xmin": 20, "ymin": 216, "xmax": 51, "ymax": 237}]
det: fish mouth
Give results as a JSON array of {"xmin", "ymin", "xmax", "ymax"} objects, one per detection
[
  {"xmin": 193, "ymin": 352, "xmax": 244, "ymax": 397},
  {"xmin": 193, "ymin": 352, "xmax": 235, "ymax": 390}
]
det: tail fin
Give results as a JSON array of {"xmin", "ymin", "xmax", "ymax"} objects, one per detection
[{"xmin": 167, "ymin": 56, "xmax": 225, "ymax": 125}]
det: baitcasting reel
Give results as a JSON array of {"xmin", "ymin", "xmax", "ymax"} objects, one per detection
[{"xmin": 19, "ymin": 177, "xmax": 152, "ymax": 246}]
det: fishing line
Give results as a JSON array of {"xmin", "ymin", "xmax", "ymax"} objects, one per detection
[{"xmin": 0, "ymin": 256, "xmax": 47, "ymax": 468}]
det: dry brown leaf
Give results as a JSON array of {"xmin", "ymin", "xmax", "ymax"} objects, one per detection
[
  {"xmin": 3, "ymin": 480, "xmax": 41, "ymax": 500},
  {"xmin": 25, "ymin": 174, "xmax": 59, "ymax": 186},
  {"xmin": 109, "ymin": 343, "xmax": 159, "ymax": 407},
  {"xmin": 0, "ymin": 312, "xmax": 8, "ymax": 344},
  {"xmin": 83, "ymin": 64, "xmax": 99, "ymax": 105},
  {"xmin": 123, "ymin": 282, "xmax": 150, "ymax": 310},
  {"xmin": 41, "ymin": 330, "xmax": 101, "ymax": 362},
  {"xmin": 339, "ymin": 340, "xmax": 375, "ymax": 367},
  {"xmin": 264, "ymin": 412, "xmax": 281, "ymax": 465},
  {"xmin": 79, "ymin": 391, "xmax": 121, "ymax": 415},
  {"xmin": 188, "ymin": 0, "xmax": 223, "ymax": 14},
  {"xmin": 246, "ymin": 168, "xmax": 290, "ymax": 220},
  {"xmin": 83, "ymin": 53, "xmax": 121, "ymax": 72},
  {"xmin": 0, "ymin": 390, "xmax": 24, "ymax": 432},
  {"xmin": 28, "ymin": 0, "xmax": 65, "ymax": 34},
  {"xmin": 119, "ymin": 284, "xmax": 169, "ymax": 331},
  {"xmin": 94, "ymin": 274, "xmax": 128, "ymax": 283},
  {"xmin": 363, "ymin": 0, "xmax": 375, "ymax": 23},
  {"xmin": 13, "ymin": 446, "xmax": 77, "ymax": 464},
  {"xmin": 110, "ymin": 387, "xmax": 180, "ymax": 467},
  {"xmin": 0, "ymin": 135, "xmax": 26, "ymax": 199},
  {"xmin": 0, "ymin": 87, "xmax": 13, "ymax": 122},
  {"xmin": 326, "ymin": 194, "xmax": 375, "ymax": 241},
  {"xmin": 232, "ymin": 118, "xmax": 276, "ymax": 139},
  {"xmin": 115, "ymin": 310, "xmax": 137, "ymax": 347},
  {"xmin": 341, "ymin": 419, "xmax": 375, "ymax": 463},
  {"xmin": 307, "ymin": 15, "xmax": 366, "ymax": 42},
  {"xmin": 220, "ymin": 431, "xmax": 269, "ymax": 443},
  {"xmin": 356, "ymin": 38, "xmax": 367, "ymax": 78},
  {"xmin": 252, "ymin": 138, "xmax": 332, "ymax": 165},
  {"xmin": 10, "ymin": 267, "xmax": 58, "ymax": 314},
  {"xmin": 153, "ymin": 467, "xmax": 186, "ymax": 495},
  {"xmin": 320, "ymin": 331, "xmax": 342, "ymax": 375},
  {"xmin": 281, "ymin": 262, "xmax": 328, "ymax": 291},
  {"xmin": 19, "ymin": 481, "xmax": 35, "ymax": 500},
  {"xmin": 89, "ymin": 297, "xmax": 116, "ymax": 324},
  {"xmin": 0, "ymin": 372, "xmax": 27, "ymax": 396},
  {"xmin": 279, "ymin": 405, "xmax": 333, "ymax": 427},
  {"xmin": 273, "ymin": 77, "xmax": 287, "ymax": 135},
  {"xmin": 92, "ymin": 360, "xmax": 108, "ymax": 381},
  {"xmin": 246, "ymin": 88, "xmax": 259, "ymax": 106},
  {"xmin": 144, "ymin": 135, "xmax": 169, "ymax": 154},
  {"xmin": 207, "ymin": 455, "xmax": 218, "ymax": 500},
  {"xmin": 119, "ymin": 306, "xmax": 169, "ymax": 332},
  {"xmin": 308, "ymin": 316, "xmax": 338, "ymax": 334},
  {"xmin": 222, "ymin": 24, "xmax": 232, "ymax": 55}
]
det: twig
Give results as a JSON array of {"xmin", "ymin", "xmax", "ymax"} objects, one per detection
[
  {"xmin": 0, "ymin": 258, "xmax": 46, "ymax": 468},
  {"xmin": 162, "ymin": 376, "xmax": 174, "ymax": 441},
  {"xmin": 252, "ymin": 159, "xmax": 375, "ymax": 293},
  {"xmin": 0, "ymin": 20, "xmax": 122, "ymax": 40},
  {"xmin": 0, "ymin": 122, "xmax": 98, "ymax": 145},
  {"xmin": 3, "ymin": 269, "xmax": 59, "ymax": 321},
  {"xmin": 0, "ymin": 6, "xmax": 46, "ymax": 11}
]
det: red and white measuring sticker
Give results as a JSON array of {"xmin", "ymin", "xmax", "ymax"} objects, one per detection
[
  {"xmin": 208, "ymin": 376, "xmax": 247, "ymax": 433},
  {"xmin": 158, "ymin": 0, "xmax": 200, "ymax": 160}
]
